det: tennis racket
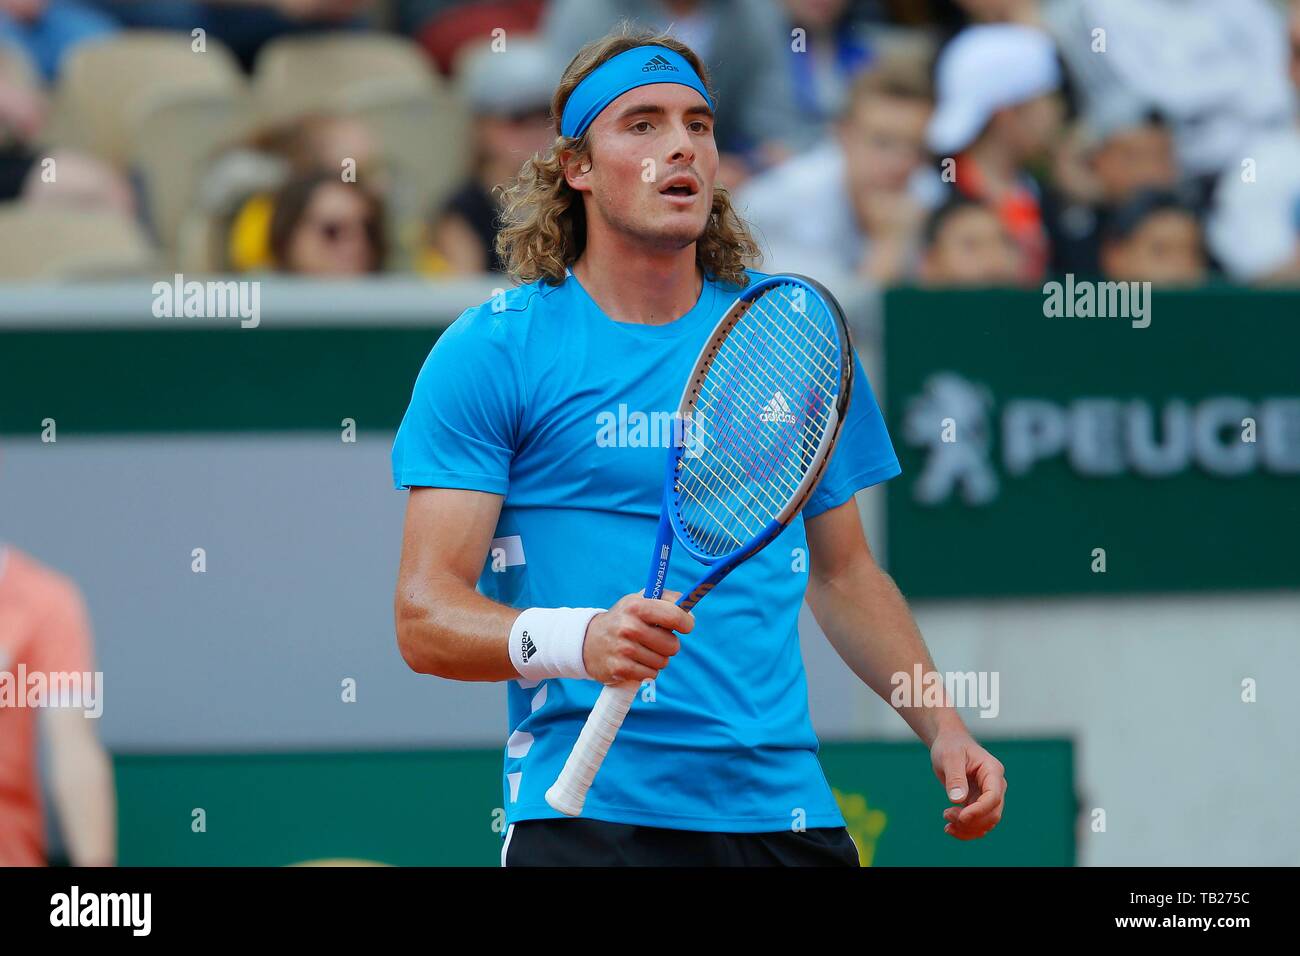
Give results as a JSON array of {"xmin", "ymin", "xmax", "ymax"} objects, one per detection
[{"xmin": 544, "ymin": 273, "xmax": 856, "ymax": 817}]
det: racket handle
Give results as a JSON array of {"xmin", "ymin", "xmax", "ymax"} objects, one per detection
[{"xmin": 544, "ymin": 680, "xmax": 639, "ymax": 816}]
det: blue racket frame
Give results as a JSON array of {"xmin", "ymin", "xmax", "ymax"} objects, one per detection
[{"xmin": 641, "ymin": 273, "xmax": 856, "ymax": 612}]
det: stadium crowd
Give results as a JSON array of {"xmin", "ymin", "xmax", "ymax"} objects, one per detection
[{"xmin": 0, "ymin": 0, "xmax": 1297, "ymax": 287}]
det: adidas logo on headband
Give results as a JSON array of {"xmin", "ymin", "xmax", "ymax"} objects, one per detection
[
  {"xmin": 641, "ymin": 54, "xmax": 679, "ymax": 73},
  {"xmin": 561, "ymin": 45, "xmax": 710, "ymax": 138}
]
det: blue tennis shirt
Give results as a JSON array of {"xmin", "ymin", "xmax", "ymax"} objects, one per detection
[{"xmin": 393, "ymin": 267, "xmax": 901, "ymax": 832}]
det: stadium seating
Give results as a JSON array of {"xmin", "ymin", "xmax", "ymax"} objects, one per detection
[
  {"xmin": 40, "ymin": 33, "xmax": 250, "ymax": 260},
  {"xmin": 45, "ymin": 32, "xmax": 246, "ymax": 165},
  {"xmin": 0, "ymin": 206, "xmax": 155, "ymax": 280},
  {"xmin": 130, "ymin": 83, "xmax": 255, "ymax": 255},
  {"xmin": 251, "ymin": 33, "xmax": 434, "ymax": 125}
]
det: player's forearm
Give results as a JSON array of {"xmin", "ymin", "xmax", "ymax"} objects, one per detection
[
  {"xmin": 49, "ymin": 730, "xmax": 116, "ymax": 866},
  {"xmin": 395, "ymin": 574, "xmax": 521, "ymax": 681},
  {"xmin": 808, "ymin": 560, "xmax": 966, "ymax": 747}
]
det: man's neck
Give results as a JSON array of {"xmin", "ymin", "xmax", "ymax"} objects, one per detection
[{"xmin": 571, "ymin": 239, "xmax": 702, "ymax": 326}]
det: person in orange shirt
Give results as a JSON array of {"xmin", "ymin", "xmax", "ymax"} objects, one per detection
[
  {"xmin": 0, "ymin": 544, "xmax": 115, "ymax": 866},
  {"xmin": 927, "ymin": 25, "xmax": 1064, "ymax": 284}
]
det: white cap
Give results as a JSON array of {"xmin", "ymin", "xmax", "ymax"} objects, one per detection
[
  {"xmin": 456, "ymin": 38, "xmax": 559, "ymax": 116},
  {"xmin": 927, "ymin": 24, "xmax": 1062, "ymax": 155}
]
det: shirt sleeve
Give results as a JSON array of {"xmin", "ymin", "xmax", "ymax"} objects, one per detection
[
  {"xmin": 391, "ymin": 306, "xmax": 525, "ymax": 494},
  {"xmin": 28, "ymin": 577, "xmax": 94, "ymax": 701},
  {"xmin": 803, "ymin": 349, "xmax": 901, "ymax": 519}
]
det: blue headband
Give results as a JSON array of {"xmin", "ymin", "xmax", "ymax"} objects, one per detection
[{"xmin": 561, "ymin": 45, "xmax": 714, "ymax": 139}]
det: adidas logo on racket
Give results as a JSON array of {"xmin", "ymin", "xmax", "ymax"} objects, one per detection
[{"xmin": 759, "ymin": 390, "xmax": 797, "ymax": 425}]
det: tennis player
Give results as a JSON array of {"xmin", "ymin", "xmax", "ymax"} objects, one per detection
[{"xmin": 393, "ymin": 29, "xmax": 1006, "ymax": 866}]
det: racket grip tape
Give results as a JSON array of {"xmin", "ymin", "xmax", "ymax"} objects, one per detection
[{"xmin": 544, "ymin": 680, "xmax": 639, "ymax": 816}]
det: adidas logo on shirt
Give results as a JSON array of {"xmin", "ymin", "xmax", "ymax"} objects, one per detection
[
  {"xmin": 520, "ymin": 631, "xmax": 537, "ymax": 663},
  {"xmin": 641, "ymin": 54, "xmax": 679, "ymax": 73},
  {"xmin": 759, "ymin": 391, "xmax": 797, "ymax": 425}
]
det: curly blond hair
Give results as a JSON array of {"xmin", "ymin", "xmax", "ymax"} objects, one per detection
[{"xmin": 495, "ymin": 25, "xmax": 760, "ymax": 288}]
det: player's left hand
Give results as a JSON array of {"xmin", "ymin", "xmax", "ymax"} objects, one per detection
[{"xmin": 930, "ymin": 730, "xmax": 1006, "ymax": 840}]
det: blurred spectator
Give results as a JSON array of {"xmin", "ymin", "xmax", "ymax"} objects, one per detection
[
  {"xmin": 82, "ymin": 0, "xmax": 200, "ymax": 29},
  {"xmin": 81, "ymin": 1, "xmax": 376, "ymax": 70},
  {"xmin": 917, "ymin": 195, "xmax": 1021, "ymax": 286},
  {"xmin": 1291, "ymin": 0, "xmax": 1300, "ymax": 93},
  {"xmin": 198, "ymin": 113, "xmax": 383, "ymax": 272},
  {"xmin": 951, "ymin": 0, "xmax": 1038, "ymax": 25},
  {"xmin": 3, "ymin": 2, "xmax": 377, "ymax": 75},
  {"xmin": 1043, "ymin": 105, "xmax": 1180, "ymax": 277},
  {"xmin": 736, "ymin": 52, "xmax": 937, "ymax": 283},
  {"xmin": 85, "ymin": 0, "xmax": 371, "ymax": 39},
  {"xmin": 0, "ymin": 65, "xmax": 135, "ymax": 214},
  {"xmin": 420, "ymin": 38, "xmax": 556, "ymax": 275},
  {"xmin": 0, "ymin": 0, "xmax": 117, "ymax": 81},
  {"xmin": 929, "ymin": 23, "xmax": 1063, "ymax": 283},
  {"xmin": 778, "ymin": 0, "xmax": 873, "ymax": 148},
  {"xmin": 267, "ymin": 168, "xmax": 386, "ymax": 274},
  {"xmin": 1206, "ymin": 32, "xmax": 1300, "ymax": 285},
  {"xmin": 0, "ymin": 51, "xmax": 45, "ymax": 144},
  {"xmin": 1085, "ymin": 109, "xmax": 1179, "ymax": 209},
  {"xmin": 0, "ymin": 542, "xmax": 116, "ymax": 867},
  {"xmin": 409, "ymin": 0, "xmax": 545, "ymax": 76},
  {"xmin": 1100, "ymin": 190, "xmax": 1206, "ymax": 287},
  {"xmin": 205, "ymin": 0, "xmax": 375, "ymax": 71},
  {"xmin": 542, "ymin": 0, "xmax": 805, "ymax": 183},
  {"xmin": 6, "ymin": 147, "xmax": 135, "ymax": 213},
  {"xmin": 1042, "ymin": 0, "xmax": 1295, "ymax": 184}
]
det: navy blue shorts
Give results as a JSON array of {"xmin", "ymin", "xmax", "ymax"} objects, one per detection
[{"xmin": 503, "ymin": 818, "xmax": 860, "ymax": 867}]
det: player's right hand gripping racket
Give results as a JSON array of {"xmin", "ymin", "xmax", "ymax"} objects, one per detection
[{"xmin": 544, "ymin": 273, "xmax": 856, "ymax": 817}]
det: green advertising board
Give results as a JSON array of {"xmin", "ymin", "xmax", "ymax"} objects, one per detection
[
  {"xmin": 114, "ymin": 740, "xmax": 1074, "ymax": 866},
  {"xmin": 0, "ymin": 326, "xmax": 436, "ymax": 436},
  {"xmin": 883, "ymin": 287, "xmax": 1300, "ymax": 598}
]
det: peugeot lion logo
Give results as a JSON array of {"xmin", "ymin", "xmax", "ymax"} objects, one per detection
[{"xmin": 904, "ymin": 372, "xmax": 999, "ymax": 505}]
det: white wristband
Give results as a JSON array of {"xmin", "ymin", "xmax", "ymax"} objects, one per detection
[{"xmin": 509, "ymin": 607, "xmax": 604, "ymax": 681}]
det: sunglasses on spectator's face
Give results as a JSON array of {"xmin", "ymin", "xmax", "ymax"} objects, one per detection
[{"xmin": 313, "ymin": 217, "xmax": 375, "ymax": 244}]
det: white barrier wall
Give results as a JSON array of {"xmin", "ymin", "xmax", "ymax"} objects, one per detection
[{"xmin": 818, "ymin": 595, "xmax": 1300, "ymax": 866}]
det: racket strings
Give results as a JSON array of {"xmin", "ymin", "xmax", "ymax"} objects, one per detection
[
  {"xmin": 728, "ymin": 289, "xmax": 840, "ymax": 389},
  {"xmin": 699, "ymin": 331, "xmax": 832, "ymax": 471},
  {"xmin": 677, "ymin": 440, "xmax": 790, "ymax": 530},
  {"xmin": 686, "ymin": 336, "xmax": 811, "ymax": 513},
  {"xmin": 674, "ymin": 482, "xmax": 752, "ymax": 548},
  {"xmin": 684, "ymin": 399, "xmax": 805, "ymax": 514},
  {"xmin": 674, "ymin": 282, "xmax": 842, "ymax": 557},
  {"xmin": 734, "ymin": 294, "xmax": 840, "ymax": 403},
  {"xmin": 702, "ymin": 299, "xmax": 836, "ymax": 446},
  {"xmin": 697, "ymin": 298, "xmax": 836, "ymax": 473}
]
